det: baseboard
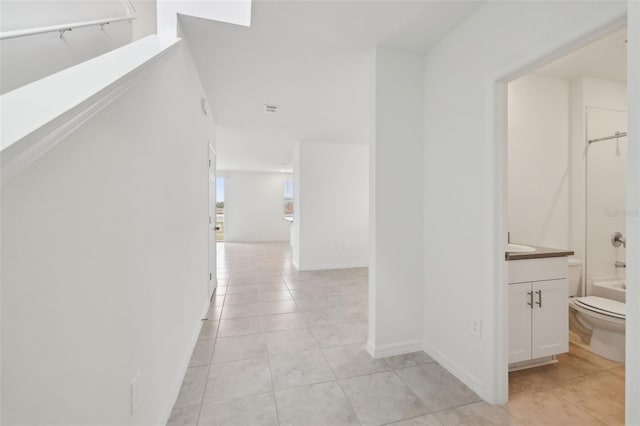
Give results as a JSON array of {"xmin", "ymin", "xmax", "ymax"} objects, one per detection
[
  {"xmin": 367, "ymin": 339, "xmax": 424, "ymax": 358},
  {"xmin": 158, "ymin": 300, "xmax": 210, "ymax": 425},
  {"xmin": 422, "ymin": 340, "xmax": 485, "ymax": 399},
  {"xmin": 297, "ymin": 261, "xmax": 368, "ymax": 271}
]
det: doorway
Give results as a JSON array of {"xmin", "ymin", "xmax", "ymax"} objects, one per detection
[
  {"xmin": 216, "ymin": 176, "xmax": 225, "ymax": 243},
  {"xmin": 501, "ymin": 24, "xmax": 628, "ymax": 421}
]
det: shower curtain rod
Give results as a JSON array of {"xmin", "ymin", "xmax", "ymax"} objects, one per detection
[{"xmin": 588, "ymin": 131, "xmax": 627, "ymax": 144}]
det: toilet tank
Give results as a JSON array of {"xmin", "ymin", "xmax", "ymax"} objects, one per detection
[{"xmin": 568, "ymin": 257, "xmax": 582, "ymax": 297}]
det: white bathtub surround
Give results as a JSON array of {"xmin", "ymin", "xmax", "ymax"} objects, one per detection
[{"xmin": 570, "ymin": 78, "xmax": 628, "ymax": 292}]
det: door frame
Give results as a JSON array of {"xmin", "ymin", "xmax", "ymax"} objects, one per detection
[
  {"xmin": 208, "ymin": 143, "xmax": 217, "ymax": 301},
  {"xmin": 490, "ymin": 15, "xmax": 631, "ymax": 404}
]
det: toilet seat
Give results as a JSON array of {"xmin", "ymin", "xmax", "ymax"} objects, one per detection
[{"xmin": 574, "ymin": 296, "xmax": 625, "ymax": 320}]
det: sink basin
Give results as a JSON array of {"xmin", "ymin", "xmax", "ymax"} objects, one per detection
[{"xmin": 507, "ymin": 243, "xmax": 536, "ymax": 253}]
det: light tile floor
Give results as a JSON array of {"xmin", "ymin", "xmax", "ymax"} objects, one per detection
[{"xmin": 168, "ymin": 242, "xmax": 625, "ymax": 426}]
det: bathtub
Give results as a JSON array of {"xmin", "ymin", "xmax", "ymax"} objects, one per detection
[{"xmin": 592, "ymin": 276, "xmax": 626, "ymax": 302}]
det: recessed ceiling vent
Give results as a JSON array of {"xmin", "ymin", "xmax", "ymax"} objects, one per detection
[{"xmin": 264, "ymin": 104, "xmax": 278, "ymax": 113}]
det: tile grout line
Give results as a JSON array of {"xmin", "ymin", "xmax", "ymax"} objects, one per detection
[
  {"xmin": 194, "ymin": 287, "xmax": 224, "ymax": 426},
  {"xmin": 310, "ymin": 320, "xmax": 363, "ymax": 426}
]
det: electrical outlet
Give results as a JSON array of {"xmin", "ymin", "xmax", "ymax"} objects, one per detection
[
  {"xmin": 470, "ymin": 318, "xmax": 482, "ymax": 339},
  {"xmin": 130, "ymin": 372, "xmax": 141, "ymax": 414}
]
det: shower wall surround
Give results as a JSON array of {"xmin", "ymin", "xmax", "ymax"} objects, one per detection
[{"xmin": 586, "ymin": 107, "xmax": 627, "ymax": 289}]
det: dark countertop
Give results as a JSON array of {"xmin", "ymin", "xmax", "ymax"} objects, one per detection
[{"xmin": 505, "ymin": 244, "xmax": 574, "ymax": 261}]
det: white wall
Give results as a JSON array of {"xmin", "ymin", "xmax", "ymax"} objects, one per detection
[
  {"xmin": 293, "ymin": 142, "xmax": 369, "ymax": 270},
  {"xmin": 132, "ymin": 0, "xmax": 158, "ymax": 40},
  {"xmin": 222, "ymin": 171, "xmax": 292, "ymax": 242},
  {"xmin": 0, "ymin": 1, "xmax": 134, "ymax": 94},
  {"xmin": 368, "ymin": 48, "xmax": 424, "ymax": 357},
  {"xmin": 508, "ymin": 74, "xmax": 570, "ymax": 249},
  {"xmin": 1, "ymin": 39, "xmax": 213, "ymax": 425},
  {"xmin": 625, "ymin": 3, "xmax": 640, "ymax": 421},
  {"xmin": 422, "ymin": 0, "xmax": 628, "ymax": 405}
]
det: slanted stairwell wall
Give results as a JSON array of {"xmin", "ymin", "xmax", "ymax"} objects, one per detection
[{"xmin": 1, "ymin": 36, "xmax": 214, "ymax": 425}]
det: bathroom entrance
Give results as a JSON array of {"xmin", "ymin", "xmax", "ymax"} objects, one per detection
[{"xmin": 503, "ymin": 25, "xmax": 628, "ymax": 420}]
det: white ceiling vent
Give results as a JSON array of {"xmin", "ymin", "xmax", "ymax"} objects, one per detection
[{"xmin": 264, "ymin": 104, "xmax": 279, "ymax": 113}]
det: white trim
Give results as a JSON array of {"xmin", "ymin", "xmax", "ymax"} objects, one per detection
[
  {"xmin": 296, "ymin": 261, "xmax": 368, "ymax": 271},
  {"xmin": 1, "ymin": 36, "xmax": 180, "ymax": 184},
  {"xmin": 292, "ymin": 259, "xmax": 301, "ymax": 271},
  {"xmin": 367, "ymin": 339, "xmax": 424, "ymax": 359},
  {"xmin": 158, "ymin": 301, "xmax": 210, "ymax": 426},
  {"xmin": 423, "ymin": 340, "xmax": 484, "ymax": 398}
]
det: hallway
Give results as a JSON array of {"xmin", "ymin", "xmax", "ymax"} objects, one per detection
[{"xmin": 168, "ymin": 242, "xmax": 507, "ymax": 426}]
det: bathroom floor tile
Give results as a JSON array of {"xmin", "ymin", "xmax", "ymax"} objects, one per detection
[
  {"xmin": 340, "ymin": 371, "xmax": 429, "ymax": 425},
  {"xmin": 567, "ymin": 343, "xmax": 623, "ymax": 370},
  {"xmin": 508, "ymin": 361, "xmax": 584, "ymax": 395},
  {"xmin": 505, "ymin": 388, "xmax": 605, "ymax": 425},
  {"xmin": 275, "ymin": 381, "xmax": 360, "ymax": 426},
  {"xmin": 553, "ymin": 376, "xmax": 625, "ymax": 425}
]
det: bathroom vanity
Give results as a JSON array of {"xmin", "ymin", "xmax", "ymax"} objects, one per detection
[{"xmin": 506, "ymin": 245, "xmax": 574, "ymax": 370}]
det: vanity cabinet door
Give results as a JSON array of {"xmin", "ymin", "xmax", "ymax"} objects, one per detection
[
  {"xmin": 508, "ymin": 282, "xmax": 533, "ymax": 364},
  {"xmin": 531, "ymin": 279, "xmax": 569, "ymax": 359}
]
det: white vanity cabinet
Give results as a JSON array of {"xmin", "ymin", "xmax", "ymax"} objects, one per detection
[{"xmin": 508, "ymin": 257, "xmax": 569, "ymax": 365}]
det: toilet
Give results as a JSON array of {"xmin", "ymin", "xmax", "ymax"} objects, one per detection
[{"xmin": 568, "ymin": 257, "xmax": 626, "ymax": 362}]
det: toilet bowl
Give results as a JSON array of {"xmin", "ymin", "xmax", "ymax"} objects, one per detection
[
  {"xmin": 567, "ymin": 257, "xmax": 626, "ymax": 362},
  {"xmin": 569, "ymin": 296, "xmax": 625, "ymax": 362}
]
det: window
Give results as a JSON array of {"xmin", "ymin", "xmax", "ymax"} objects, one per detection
[{"xmin": 284, "ymin": 178, "xmax": 293, "ymax": 217}]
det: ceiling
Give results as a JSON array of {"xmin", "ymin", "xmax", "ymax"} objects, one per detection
[
  {"xmin": 535, "ymin": 27, "xmax": 627, "ymax": 83},
  {"xmin": 181, "ymin": 0, "xmax": 483, "ymax": 172}
]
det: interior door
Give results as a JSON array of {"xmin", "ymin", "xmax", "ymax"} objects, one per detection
[
  {"xmin": 508, "ymin": 282, "xmax": 533, "ymax": 364},
  {"xmin": 531, "ymin": 279, "xmax": 568, "ymax": 359},
  {"xmin": 208, "ymin": 145, "xmax": 217, "ymax": 300}
]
